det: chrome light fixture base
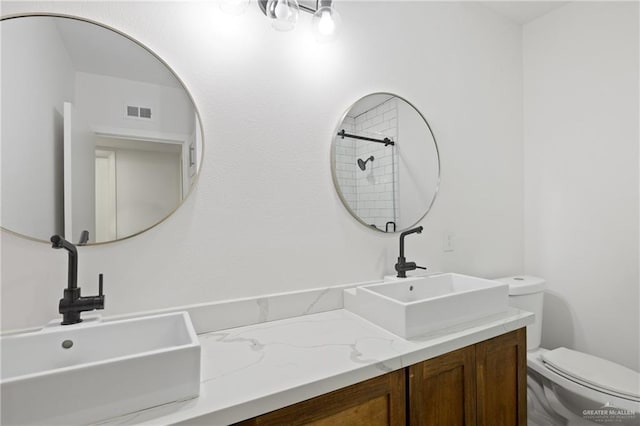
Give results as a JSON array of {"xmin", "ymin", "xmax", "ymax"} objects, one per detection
[
  {"xmin": 259, "ymin": 0, "xmax": 340, "ymax": 38},
  {"xmin": 258, "ymin": 0, "xmax": 318, "ymax": 15}
]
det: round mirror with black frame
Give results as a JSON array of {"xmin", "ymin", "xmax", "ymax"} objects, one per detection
[
  {"xmin": 1, "ymin": 14, "xmax": 204, "ymax": 245},
  {"xmin": 331, "ymin": 93, "xmax": 440, "ymax": 233}
]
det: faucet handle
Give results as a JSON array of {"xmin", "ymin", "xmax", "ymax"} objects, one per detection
[
  {"xmin": 416, "ymin": 266, "xmax": 427, "ymax": 270},
  {"xmin": 98, "ymin": 273, "xmax": 104, "ymax": 296}
]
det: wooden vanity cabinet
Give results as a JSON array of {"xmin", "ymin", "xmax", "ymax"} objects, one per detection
[
  {"xmin": 475, "ymin": 328, "xmax": 527, "ymax": 426},
  {"xmin": 408, "ymin": 345, "xmax": 477, "ymax": 425},
  {"xmin": 237, "ymin": 328, "xmax": 526, "ymax": 426},
  {"xmin": 408, "ymin": 328, "xmax": 527, "ymax": 426},
  {"xmin": 234, "ymin": 369, "xmax": 405, "ymax": 426}
]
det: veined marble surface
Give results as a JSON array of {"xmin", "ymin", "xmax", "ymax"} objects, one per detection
[
  {"xmin": 4, "ymin": 275, "xmax": 436, "ymax": 337},
  {"xmin": 99, "ymin": 280, "xmax": 380, "ymax": 336},
  {"xmin": 2, "ymin": 280, "xmax": 379, "ymax": 337},
  {"xmin": 98, "ymin": 307, "xmax": 534, "ymax": 426}
]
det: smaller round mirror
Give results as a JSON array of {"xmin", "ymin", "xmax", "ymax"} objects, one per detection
[{"xmin": 331, "ymin": 93, "xmax": 439, "ymax": 233}]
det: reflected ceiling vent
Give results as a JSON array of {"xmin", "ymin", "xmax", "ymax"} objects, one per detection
[
  {"xmin": 127, "ymin": 106, "xmax": 138, "ymax": 117},
  {"xmin": 125, "ymin": 105, "xmax": 152, "ymax": 120},
  {"xmin": 139, "ymin": 107, "xmax": 152, "ymax": 119}
]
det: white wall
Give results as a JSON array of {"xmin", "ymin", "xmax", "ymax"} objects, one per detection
[
  {"xmin": 523, "ymin": 2, "xmax": 639, "ymax": 370},
  {"xmin": 1, "ymin": 17, "xmax": 75, "ymax": 240},
  {"xmin": 1, "ymin": 1, "xmax": 524, "ymax": 331}
]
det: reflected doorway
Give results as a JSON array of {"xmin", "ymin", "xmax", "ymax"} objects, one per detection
[{"xmin": 94, "ymin": 136, "xmax": 182, "ymax": 242}]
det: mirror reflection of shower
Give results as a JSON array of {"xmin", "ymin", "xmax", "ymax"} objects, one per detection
[
  {"xmin": 333, "ymin": 94, "xmax": 401, "ymax": 231},
  {"xmin": 333, "ymin": 93, "xmax": 440, "ymax": 233},
  {"xmin": 357, "ymin": 155, "xmax": 374, "ymax": 171}
]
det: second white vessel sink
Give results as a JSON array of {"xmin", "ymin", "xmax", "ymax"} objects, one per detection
[
  {"xmin": 345, "ymin": 273, "xmax": 509, "ymax": 338},
  {"xmin": 1, "ymin": 311, "xmax": 201, "ymax": 425}
]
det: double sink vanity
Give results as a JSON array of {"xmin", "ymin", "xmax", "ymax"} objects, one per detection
[
  {"xmin": 1, "ymin": 12, "xmax": 533, "ymax": 426},
  {"xmin": 1, "ymin": 271, "xmax": 532, "ymax": 425}
]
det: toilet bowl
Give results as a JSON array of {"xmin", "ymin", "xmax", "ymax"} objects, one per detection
[{"xmin": 498, "ymin": 276, "xmax": 640, "ymax": 426}]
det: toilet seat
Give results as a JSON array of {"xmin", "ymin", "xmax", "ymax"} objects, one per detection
[
  {"xmin": 541, "ymin": 347, "xmax": 640, "ymax": 402},
  {"xmin": 528, "ymin": 348, "xmax": 640, "ymax": 417}
]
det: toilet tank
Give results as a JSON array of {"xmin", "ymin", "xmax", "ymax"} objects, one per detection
[{"xmin": 496, "ymin": 276, "xmax": 545, "ymax": 351}]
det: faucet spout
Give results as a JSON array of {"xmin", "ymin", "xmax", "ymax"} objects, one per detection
[
  {"xmin": 51, "ymin": 235, "xmax": 78, "ymax": 290},
  {"xmin": 395, "ymin": 226, "xmax": 425, "ymax": 278},
  {"xmin": 399, "ymin": 226, "xmax": 423, "ymax": 259},
  {"xmin": 51, "ymin": 235, "xmax": 105, "ymax": 325}
]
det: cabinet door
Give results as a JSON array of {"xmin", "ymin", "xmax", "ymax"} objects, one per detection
[
  {"xmin": 235, "ymin": 369, "xmax": 405, "ymax": 426},
  {"xmin": 476, "ymin": 328, "xmax": 527, "ymax": 426},
  {"xmin": 408, "ymin": 345, "xmax": 476, "ymax": 425}
]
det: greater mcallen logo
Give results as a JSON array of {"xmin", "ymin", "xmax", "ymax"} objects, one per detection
[{"xmin": 582, "ymin": 402, "xmax": 637, "ymax": 423}]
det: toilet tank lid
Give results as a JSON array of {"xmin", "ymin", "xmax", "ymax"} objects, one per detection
[
  {"xmin": 495, "ymin": 275, "xmax": 545, "ymax": 295},
  {"xmin": 542, "ymin": 347, "xmax": 640, "ymax": 400}
]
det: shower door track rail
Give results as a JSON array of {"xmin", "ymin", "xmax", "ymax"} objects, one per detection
[{"xmin": 337, "ymin": 129, "xmax": 395, "ymax": 146}]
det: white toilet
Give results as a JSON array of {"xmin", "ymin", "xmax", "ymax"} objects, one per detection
[{"xmin": 498, "ymin": 276, "xmax": 640, "ymax": 426}]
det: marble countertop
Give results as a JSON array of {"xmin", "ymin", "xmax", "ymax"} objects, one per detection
[{"xmin": 100, "ymin": 308, "xmax": 533, "ymax": 426}]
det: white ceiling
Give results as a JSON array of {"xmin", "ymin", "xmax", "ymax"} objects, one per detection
[
  {"xmin": 54, "ymin": 17, "xmax": 181, "ymax": 88},
  {"xmin": 480, "ymin": 1, "xmax": 569, "ymax": 25}
]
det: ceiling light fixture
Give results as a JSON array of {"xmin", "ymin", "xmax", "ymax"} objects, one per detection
[
  {"xmin": 258, "ymin": 0, "xmax": 340, "ymax": 38},
  {"xmin": 264, "ymin": 0, "xmax": 300, "ymax": 31}
]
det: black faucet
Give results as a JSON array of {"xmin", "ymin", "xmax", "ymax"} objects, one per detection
[
  {"xmin": 78, "ymin": 230, "xmax": 90, "ymax": 245},
  {"xmin": 51, "ymin": 235, "xmax": 105, "ymax": 325},
  {"xmin": 395, "ymin": 226, "xmax": 427, "ymax": 278}
]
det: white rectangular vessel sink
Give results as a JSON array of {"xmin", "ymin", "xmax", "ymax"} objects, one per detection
[
  {"xmin": 345, "ymin": 273, "xmax": 508, "ymax": 338},
  {"xmin": 1, "ymin": 311, "xmax": 201, "ymax": 425}
]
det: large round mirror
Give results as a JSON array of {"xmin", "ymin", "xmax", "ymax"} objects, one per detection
[
  {"xmin": 331, "ymin": 93, "xmax": 439, "ymax": 232},
  {"xmin": 1, "ymin": 15, "xmax": 203, "ymax": 245}
]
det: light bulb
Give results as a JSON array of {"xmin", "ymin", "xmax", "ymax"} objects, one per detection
[
  {"xmin": 266, "ymin": 0, "xmax": 299, "ymax": 31},
  {"xmin": 312, "ymin": 5, "xmax": 341, "ymax": 42},
  {"xmin": 317, "ymin": 10, "xmax": 335, "ymax": 35},
  {"xmin": 274, "ymin": 0, "xmax": 290, "ymax": 19}
]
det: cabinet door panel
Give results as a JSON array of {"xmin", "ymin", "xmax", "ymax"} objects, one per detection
[
  {"xmin": 409, "ymin": 345, "xmax": 476, "ymax": 425},
  {"xmin": 307, "ymin": 394, "xmax": 390, "ymax": 426},
  {"xmin": 476, "ymin": 328, "xmax": 527, "ymax": 426},
  {"xmin": 235, "ymin": 369, "xmax": 405, "ymax": 426}
]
